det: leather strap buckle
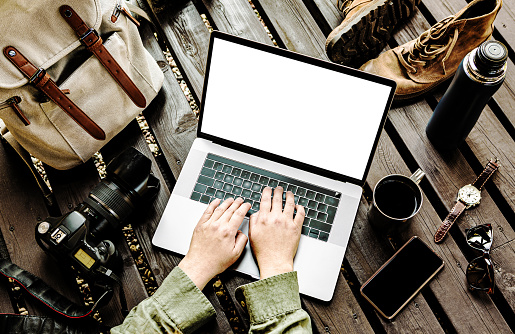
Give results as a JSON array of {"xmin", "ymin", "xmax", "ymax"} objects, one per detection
[
  {"xmin": 28, "ymin": 68, "xmax": 46, "ymax": 85},
  {"xmin": 79, "ymin": 28, "xmax": 100, "ymax": 46},
  {"xmin": 60, "ymin": 5, "xmax": 146, "ymax": 108},
  {"xmin": 4, "ymin": 46, "xmax": 106, "ymax": 140}
]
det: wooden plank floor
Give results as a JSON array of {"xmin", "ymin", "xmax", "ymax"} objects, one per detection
[{"xmin": 0, "ymin": 0, "xmax": 514, "ymax": 332}]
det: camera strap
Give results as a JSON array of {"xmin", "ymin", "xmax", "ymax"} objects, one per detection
[
  {"xmin": 95, "ymin": 265, "xmax": 129, "ymax": 317},
  {"xmin": 0, "ymin": 259, "xmax": 114, "ymax": 319},
  {"xmin": 0, "ymin": 314, "xmax": 95, "ymax": 334}
]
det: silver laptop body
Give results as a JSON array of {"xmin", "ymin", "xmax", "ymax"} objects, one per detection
[{"xmin": 153, "ymin": 31, "xmax": 396, "ymax": 301}]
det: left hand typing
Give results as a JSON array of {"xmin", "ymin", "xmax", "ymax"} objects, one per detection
[{"xmin": 178, "ymin": 197, "xmax": 250, "ymax": 290}]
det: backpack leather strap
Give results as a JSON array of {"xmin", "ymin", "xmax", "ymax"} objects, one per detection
[
  {"xmin": 3, "ymin": 46, "xmax": 106, "ymax": 141},
  {"xmin": 59, "ymin": 5, "xmax": 146, "ymax": 108}
]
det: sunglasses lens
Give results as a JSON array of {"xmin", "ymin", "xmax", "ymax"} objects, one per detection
[
  {"xmin": 466, "ymin": 224, "xmax": 493, "ymax": 251},
  {"xmin": 467, "ymin": 257, "xmax": 494, "ymax": 294}
]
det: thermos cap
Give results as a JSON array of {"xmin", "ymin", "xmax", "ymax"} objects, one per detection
[{"xmin": 477, "ymin": 41, "xmax": 508, "ymax": 70}]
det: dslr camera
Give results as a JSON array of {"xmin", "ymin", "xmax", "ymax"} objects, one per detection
[{"xmin": 35, "ymin": 148, "xmax": 159, "ymax": 296}]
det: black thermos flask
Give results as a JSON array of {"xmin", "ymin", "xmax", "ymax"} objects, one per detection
[{"xmin": 426, "ymin": 40, "xmax": 508, "ymax": 150}]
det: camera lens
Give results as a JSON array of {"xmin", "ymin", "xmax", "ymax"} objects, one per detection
[
  {"xmin": 81, "ymin": 148, "xmax": 160, "ymax": 239},
  {"xmin": 88, "ymin": 180, "xmax": 134, "ymax": 222}
]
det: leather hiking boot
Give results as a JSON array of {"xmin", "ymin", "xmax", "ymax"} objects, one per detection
[
  {"xmin": 326, "ymin": 0, "xmax": 420, "ymax": 68},
  {"xmin": 359, "ymin": 0, "xmax": 502, "ymax": 101}
]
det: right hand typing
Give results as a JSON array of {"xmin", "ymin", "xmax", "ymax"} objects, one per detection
[{"xmin": 249, "ymin": 187, "xmax": 305, "ymax": 279}]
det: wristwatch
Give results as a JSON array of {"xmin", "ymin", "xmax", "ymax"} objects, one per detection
[{"xmin": 434, "ymin": 158, "xmax": 499, "ymax": 243}]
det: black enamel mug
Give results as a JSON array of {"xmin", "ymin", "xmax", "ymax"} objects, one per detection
[{"xmin": 368, "ymin": 169, "xmax": 425, "ymax": 235}]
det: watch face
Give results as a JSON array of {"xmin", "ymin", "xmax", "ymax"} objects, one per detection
[{"xmin": 458, "ymin": 185, "xmax": 481, "ymax": 206}]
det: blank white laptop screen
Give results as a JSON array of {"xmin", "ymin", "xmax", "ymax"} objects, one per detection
[{"xmin": 201, "ymin": 37, "xmax": 392, "ymax": 181}]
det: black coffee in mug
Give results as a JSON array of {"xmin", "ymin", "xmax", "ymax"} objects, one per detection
[
  {"xmin": 368, "ymin": 169, "xmax": 425, "ymax": 235},
  {"xmin": 374, "ymin": 180, "xmax": 419, "ymax": 219}
]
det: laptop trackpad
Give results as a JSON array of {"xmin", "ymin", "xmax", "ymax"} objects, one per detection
[
  {"xmin": 235, "ymin": 218, "xmax": 345, "ymax": 302},
  {"xmin": 153, "ymin": 194, "xmax": 260, "ymax": 277},
  {"xmin": 153, "ymin": 194, "xmax": 206, "ymax": 256}
]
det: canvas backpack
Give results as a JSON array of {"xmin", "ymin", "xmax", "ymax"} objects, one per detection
[{"xmin": 0, "ymin": 0, "xmax": 164, "ymax": 170}]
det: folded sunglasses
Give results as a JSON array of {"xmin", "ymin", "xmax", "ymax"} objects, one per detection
[{"xmin": 466, "ymin": 224, "xmax": 495, "ymax": 294}]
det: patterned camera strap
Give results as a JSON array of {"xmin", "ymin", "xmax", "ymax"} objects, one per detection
[{"xmin": 0, "ymin": 259, "xmax": 127, "ymax": 319}]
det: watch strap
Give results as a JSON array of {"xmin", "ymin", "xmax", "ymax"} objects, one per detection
[
  {"xmin": 59, "ymin": 5, "xmax": 146, "ymax": 108},
  {"xmin": 434, "ymin": 200, "xmax": 467, "ymax": 243},
  {"xmin": 3, "ymin": 46, "xmax": 106, "ymax": 140},
  {"xmin": 472, "ymin": 158, "xmax": 499, "ymax": 190}
]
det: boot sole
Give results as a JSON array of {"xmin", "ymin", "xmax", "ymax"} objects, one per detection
[{"xmin": 326, "ymin": 0, "xmax": 420, "ymax": 68}]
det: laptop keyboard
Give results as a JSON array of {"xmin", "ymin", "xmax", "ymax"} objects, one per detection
[{"xmin": 190, "ymin": 153, "xmax": 341, "ymax": 242}]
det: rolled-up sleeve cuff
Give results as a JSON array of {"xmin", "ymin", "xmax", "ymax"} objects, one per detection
[
  {"xmin": 152, "ymin": 267, "xmax": 216, "ymax": 334},
  {"xmin": 235, "ymin": 271, "xmax": 301, "ymax": 324}
]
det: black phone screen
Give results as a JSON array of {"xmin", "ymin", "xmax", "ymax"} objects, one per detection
[{"xmin": 360, "ymin": 236, "xmax": 444, "ymax": 319}]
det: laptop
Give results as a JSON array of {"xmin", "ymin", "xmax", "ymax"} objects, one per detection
[{"xmin": 153, "ymin": 31, "xmax": 396, "ymax": 301}]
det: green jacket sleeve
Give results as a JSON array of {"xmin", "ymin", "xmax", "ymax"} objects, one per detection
[
  {"xmin": 235, "ymin": 271, "xmax": 312, "ymax": 333},
  {"xmin": 110, "ymin": 267, "xmax": 216, "ymax": 334}
]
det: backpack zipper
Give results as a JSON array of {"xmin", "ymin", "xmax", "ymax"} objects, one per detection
[
  {"xmin": 0, "ymin": 96, "xmax": 30, "ymax": 126},
  {"xmin": 111, "ymin": 1, "xmax": 140, "ymax": 27}
]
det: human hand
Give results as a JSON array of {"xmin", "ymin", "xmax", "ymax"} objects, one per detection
[
  {"xmin": 249, "ymin": 187, "xmax": 305, "ymax": 279},
  {"xmin": 178, "ymin": 197, "xmax": 250, "ymax": 290}
]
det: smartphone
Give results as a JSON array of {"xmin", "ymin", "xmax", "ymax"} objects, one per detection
[{"xmin": 360, "ymin": 236, "xmax": 444, "ymax": 319}]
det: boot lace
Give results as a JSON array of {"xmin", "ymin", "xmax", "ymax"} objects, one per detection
[
  {"xmin": 399, "ymin": 16, "xmax": 460, "ymax": 74},
  {"xmin": 337, "ymin": 0, "xmax": 373, "ymax": 17}
]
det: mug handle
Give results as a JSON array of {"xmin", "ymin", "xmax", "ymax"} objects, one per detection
[{"xmin": 410, "ymin": 168, "xmax": 425, "ymax": 184}]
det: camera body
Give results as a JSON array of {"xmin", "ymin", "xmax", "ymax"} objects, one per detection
[
  {"xmin": 36, "ymin": 209, "xmax": 119, "ymax": 281},
  {"xmin": 35, "ymin": 148, "xmax": 159, "ymax": 288}
]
